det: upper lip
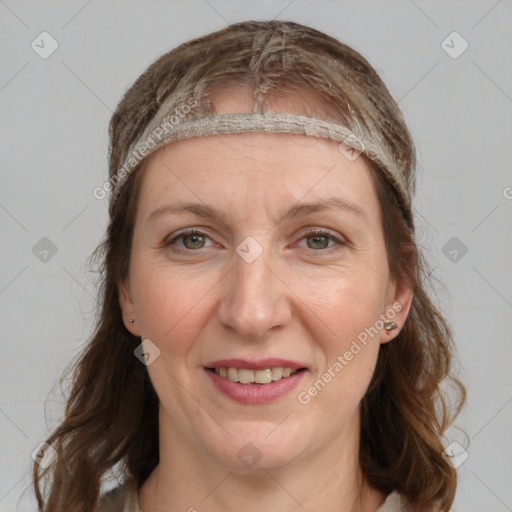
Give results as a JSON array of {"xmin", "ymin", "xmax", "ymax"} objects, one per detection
[{"xmin": 205, "ymin": 358, "xmax": 307, "ymax": 371}]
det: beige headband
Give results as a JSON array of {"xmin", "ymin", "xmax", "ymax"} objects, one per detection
[{"xmin": 112, "ymin": 109, "xmax": 411, "ymax": 223}]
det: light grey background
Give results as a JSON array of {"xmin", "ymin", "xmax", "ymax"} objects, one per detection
[{"xmin": 1, "ymin": 1, "xmax": 511, "ymax": 511}]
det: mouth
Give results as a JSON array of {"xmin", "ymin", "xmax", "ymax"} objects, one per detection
[
  {"xmin": 204, "ymin": 359, "xmax": 308, "ymax": 404},
  {"xmin": 206, "ymin": 366, "xmax": 305, "ymax": 384}
]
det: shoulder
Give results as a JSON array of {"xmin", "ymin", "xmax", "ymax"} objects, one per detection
[
  {"xmin": 376, "ymin": 491, "xmax": 458, "ymax": 512},
  {"xmin": 376, "ymin": 492, "xmax": 404, "ymax": 512},
  {"xmin": 97, "ymin": 486, "xmax": 127, "ymax": 512},
  {"xmin": 97, "ymin": 480, "xmax": 139, "ymax": 512}
]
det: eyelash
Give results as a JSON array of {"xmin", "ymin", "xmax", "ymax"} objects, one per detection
[{"xmin": 163, "ymin": 227, "xmax": 346, "ymax": 256}]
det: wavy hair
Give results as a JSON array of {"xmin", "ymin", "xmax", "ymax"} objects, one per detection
[{"xmin": 33, "ymin": 20, "xmax": 466, "ymax": 511}]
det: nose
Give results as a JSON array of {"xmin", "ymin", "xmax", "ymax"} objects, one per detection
[{"xmin": 217, "ymin": 244, "xmax": 292, "ymax": 340}]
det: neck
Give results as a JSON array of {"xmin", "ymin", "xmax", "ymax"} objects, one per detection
[{"xmin": 138, "ymin": 409, "xmax": 386, "ymax": 512}]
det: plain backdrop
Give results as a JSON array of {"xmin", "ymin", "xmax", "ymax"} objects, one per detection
[{"xmin": 1, "ymin": 1, "xmax": 511, "ymax": 511}]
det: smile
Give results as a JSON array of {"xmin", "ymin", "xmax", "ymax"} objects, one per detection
[
  {"xmin": 205, "ymin": 366, "xmax": 307, "ymax": 404},
  {"xmin": 212, "ymin": 367, "xmax": 298, "ymax": 384}
]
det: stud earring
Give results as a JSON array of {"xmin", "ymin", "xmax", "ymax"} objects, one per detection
[
  {"xmin": 129, "ymin": 318, "xmax": 135, "ymax": 324},
  {"xmin": 384, "ymin": 322, "xmax": 397, "ymax": 331}
]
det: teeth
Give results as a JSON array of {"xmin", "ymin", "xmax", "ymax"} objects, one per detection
[
  {"xmin": 238, "ymin": 369, "xmax": 253, "ymax": 384},
  {"xmin": 227, "ymin": 368, "xmax": 238, "ymax": 382},
  {"xmin": 213, "ymin": 367, "xmax": 298, "ymax": 384},
  {"xmin": 255, "ymin": 369, "xmax": 272, "ymax": 384},
  {"xmin": 271, "ymin": 367, "xmax": 283, "ymax": 380}
]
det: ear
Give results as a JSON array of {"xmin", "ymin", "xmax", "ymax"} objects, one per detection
[
  {"xmin": 118, "ymin": 279, "xmax": 141, "ymax": 337},
  {"xmin": 379, "ymin": 279, "xmax": 414, "ymax": 344}
]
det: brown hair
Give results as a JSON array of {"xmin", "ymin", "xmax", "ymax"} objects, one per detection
[{"xmin": 33, "ymin": 20, "xmax": 465, "ymax": 511}]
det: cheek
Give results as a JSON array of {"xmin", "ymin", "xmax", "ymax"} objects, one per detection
[
  {"xmin": 301, "ymin": 269, "xmax": 386, "ymax": 401},
  {"xmin": 299, "ymin": 264, "xmax": 387, "ymax": 342},
  {"xmin": 129, "ymin": 254, "xmax": 221, "ymax": 349},
  {"xmin": 302, "ymin": 279, "xmax": 383, "ymax": 427},
  {"xmin": 321, "ymin": 286, "xmax": 383, "ymax": 383}
]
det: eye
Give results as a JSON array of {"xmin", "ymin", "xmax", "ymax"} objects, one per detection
[
  {"xmin": 163, "ymin": 227, "xmax": 346, "ymax": 256},
  {"xmin": 297, "ymin": 228, "xmax": 346, "ymax": 252},
  {"xmin": 164, "ymin": 229, "xmax": 216, "ymax": 253}
]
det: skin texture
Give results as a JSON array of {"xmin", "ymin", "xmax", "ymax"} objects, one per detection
[{"xmin": 119, "ymin": 88, "xmax": 413, "ymax": 512}]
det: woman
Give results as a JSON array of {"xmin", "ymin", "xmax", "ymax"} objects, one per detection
[{"xmin": 33, "ymin": 20, "xmax": 466, "ymax": 512}]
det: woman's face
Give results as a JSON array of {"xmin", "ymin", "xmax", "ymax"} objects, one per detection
[{"xmin": 119, "ymin": 91, "xmax": 412, "ymax": 472}]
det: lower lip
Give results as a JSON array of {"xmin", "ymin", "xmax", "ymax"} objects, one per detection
[{"xmin": 205, "ymin": 368, "xmax": 306, "ymax": 404}]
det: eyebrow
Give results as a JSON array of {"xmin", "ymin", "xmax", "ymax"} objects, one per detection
[{"xmin": 147, "ymin": 196, "xmax": 366, "ymax": 225}]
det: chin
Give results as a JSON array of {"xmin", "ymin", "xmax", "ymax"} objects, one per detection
[{"xmin": 201, "ymin": 421, "xmax": 310, "ymax": 471}]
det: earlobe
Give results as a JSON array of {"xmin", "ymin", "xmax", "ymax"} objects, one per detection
[
  {"xmin": 380, "ymin": 281, "xmax": 414, "ymax": 344},
  {"xmin": 118, "ymin": 280, "xmax": 141, "ymax": 336}
]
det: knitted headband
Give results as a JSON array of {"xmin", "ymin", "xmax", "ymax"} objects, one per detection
[{"xmin": 111, "ymin": 94, "xmax": 412, "ymax": 224}]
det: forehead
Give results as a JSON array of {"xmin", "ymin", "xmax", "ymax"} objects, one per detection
[
  {"xmin": 137, "ymin": 131, "xmax": 381, "ymax": 228},
  {"xmin": 135, "ymin": 84, "xmax": 381, "ymax": 223}
]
